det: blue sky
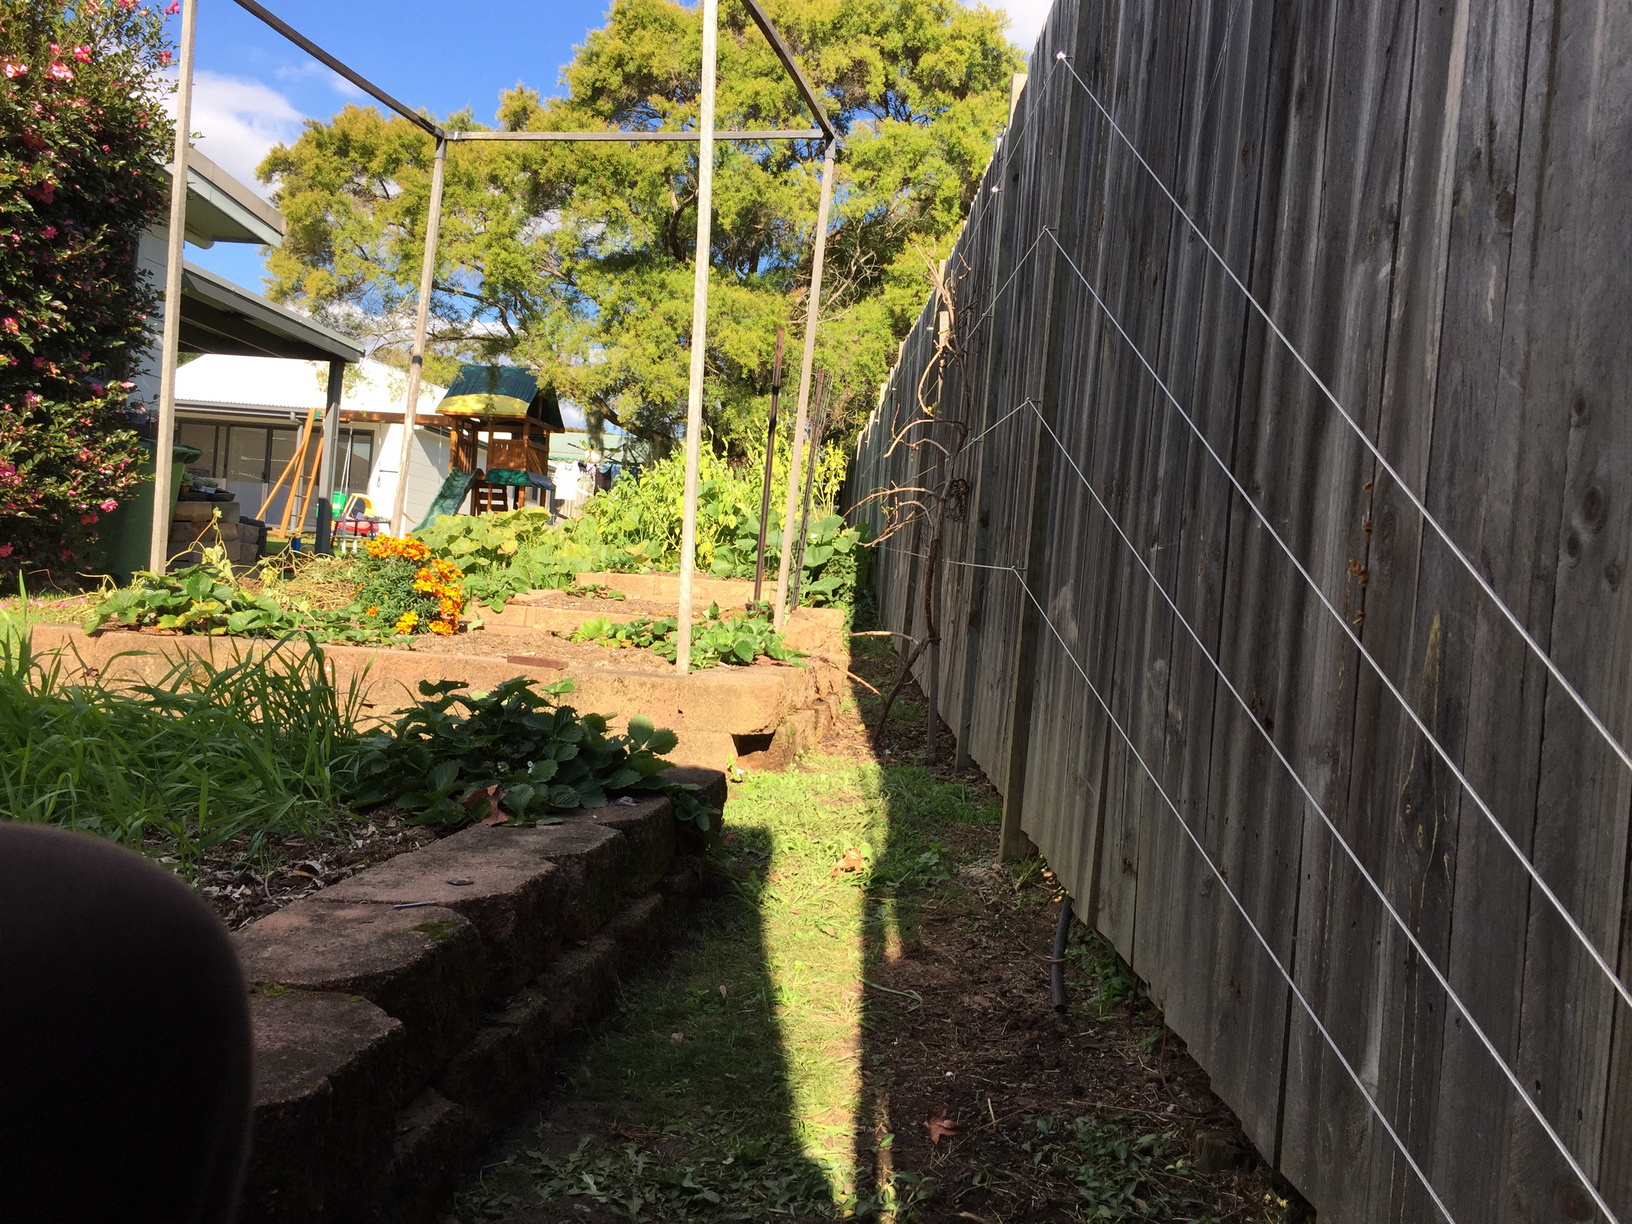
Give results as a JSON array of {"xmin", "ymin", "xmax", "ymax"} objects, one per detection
[{"xmin": 171, "ymin": 0, "xmax": 1047, "ymax": 291}]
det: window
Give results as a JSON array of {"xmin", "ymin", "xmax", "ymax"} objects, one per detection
[
  {"xmin": 176, "ymin": 423, "xmax": 218, "ymax": 477},
  {"xmin": 338, "ymin": 428, "xmax": 374, "ymax": 494},
  {"xmin": 225, "ymin": 426, "xmax": 270, "ymax": 484}
]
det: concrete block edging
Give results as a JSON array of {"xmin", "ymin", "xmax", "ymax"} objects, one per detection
[{"xmin": 235, "ymin": 767, "xmax": 727, "ymax": 1224}]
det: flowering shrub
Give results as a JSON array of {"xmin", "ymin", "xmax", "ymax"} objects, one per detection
[
  {"xmin": 0, "ymin": 0, "xmax": 173, "ymax": 580},
  {"xmin": 354, "ymin": 535, "xmax": 466, "ymax": 635}
]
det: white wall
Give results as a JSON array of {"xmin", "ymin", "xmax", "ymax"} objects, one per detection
[{"xmin": 367, "ymin": 426, "xmax": 485, "ymax": 529}]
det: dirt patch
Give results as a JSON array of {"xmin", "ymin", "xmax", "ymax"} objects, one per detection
[
  {"xmin": 852, "ymin": 865, "xmax": 1301, "ymax": 1221},
  {"xmin": 388, "ymin": 625, "xmax": 683, "ymax": 674},
  {"xmin": 835, "ymin": 636, "xmax": 1307, "ymax": 1222},
  {"xmin": 185, "ymin": 805, "xmax": 442, "ymax": 931}
]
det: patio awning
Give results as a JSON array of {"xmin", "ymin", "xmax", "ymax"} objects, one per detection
[{"xmin": 178, "ymin": 262, "xmax": 364, "ymax": 363}]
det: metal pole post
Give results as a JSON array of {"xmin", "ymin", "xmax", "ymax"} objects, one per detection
[
  {"xmin": 773, "ymin": 141, "xmax": 836, "ymax": 627},
  {"xmin": 315, "ymin": 358, "xmax": 344, "ymax": 553},
  {"xmin": 389, "ymin": 137, "xmax": 448, "ymax": 537},
  {"xmin": 148, "ymin": 0, "xmax": 198, "ymax": 572},
  {"xmin": 752, "ymin": 326, "xmax": 785, "ymax": 604},
  {"xmin": 675, "ymin": 0, "xmax": 718, "ymax": 674},
  {"xmin": 787, "ymin": 369, "xmax": 827, "ymax": 613}
]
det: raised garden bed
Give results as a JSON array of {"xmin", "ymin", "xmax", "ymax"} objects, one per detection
[
  {"xmin": 31, "ymin": 607, "xmax": 846, "ymax": 770},
  {"xmin": 235, "ymin": 768, "xmax": 726, "ymax": 1224}
]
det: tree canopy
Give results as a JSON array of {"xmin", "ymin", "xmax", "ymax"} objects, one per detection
[{"xmin": 259, "ymin": 0, "xmax": 1020, "ymax": 458}]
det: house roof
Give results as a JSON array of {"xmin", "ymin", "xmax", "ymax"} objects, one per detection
[
  {"xmin": 169, "ymin": 147, "xmax": 284, "ymax": 249},
  {"xmin": 176, "ymin": 354, "xmax": 445, "ymax": 419},
  {"xmin": 179, "ymin": 262, "xmax": 365, "ymax": 363}
]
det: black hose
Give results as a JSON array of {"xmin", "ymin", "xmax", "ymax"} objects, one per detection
[{"xmin": 1051, "ymin": 893, "xmax": 1073, "ymax": 1012}]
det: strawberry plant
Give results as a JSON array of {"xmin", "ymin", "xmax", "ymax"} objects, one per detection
[
  {"xmin": 571, "ymin": 602, "xmax": 802, "ymax": 669},
  {"xmin": 348, "ymin": 676, "xmax": 715, "ymax": 829}
]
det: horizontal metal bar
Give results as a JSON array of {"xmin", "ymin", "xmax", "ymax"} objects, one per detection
[
  {"xmin": 230, "ymin": 0, "xmax": 443, "ymax": 139},
  {"xmin": 445, "ymin": 128, "xmax": 826, "ymax": 143}
]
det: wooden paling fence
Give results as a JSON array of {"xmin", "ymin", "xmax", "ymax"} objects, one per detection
[{"xmin": 845, "ymin": 1, "xmax": 1632, "ymax": 1220}]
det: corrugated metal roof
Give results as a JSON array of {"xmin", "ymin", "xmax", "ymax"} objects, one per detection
[{"xmin": 175, "ymin": 354, "xmax": 445, "ymax": 415}]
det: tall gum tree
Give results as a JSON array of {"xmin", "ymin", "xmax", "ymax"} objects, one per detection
[{"xmin": 259, "ymin": 0, "xmax": 1020, "ymax": 458}]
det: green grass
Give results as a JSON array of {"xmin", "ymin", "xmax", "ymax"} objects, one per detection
[
  {"xmin": 460, "ymin": 756, "xmax": 998, "ymax": 1221},
  {"xmin": 0, "ymin": 632, "xmax": 367, "ymax": 865}
]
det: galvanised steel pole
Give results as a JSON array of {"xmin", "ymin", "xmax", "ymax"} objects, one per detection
[
  {"xmin": 773, "ymin": 141, "xmax": 835, "ymax": 627},
  {"xmin": 389, "ymin": 136, "xmax": 447, "ymax": 537},
  {"xmin": 149, "ymin": 0, "xmax": 198, "ymax": 572},
  {"xmin": 674, "ymin": 0, "xmax": 719, "ymax": 673}
]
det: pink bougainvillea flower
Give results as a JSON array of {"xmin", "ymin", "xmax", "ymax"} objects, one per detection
[
  {"xmin": 47, "ymin": 63, "xmax": 74, "ymax": 81},
  {"xmin": 1, "ymin": 318, "xmax": 17, "ymax": 334},
  {"xmin": 23, "ymin": 391, "xmax": 42, "ymax": 408},
  {"xmin": 41, "ymin": 225, "xmax": 58, "ymax": 240},
  {"xmin": 73, "ymin": 46, "xmax": 93, "ymax": 63},
  {"xmin": 0, "ymin": 544, "xmax": 13, "ymax": 559},
  {"xmin": 2, "ymin": 62, "xmax": 27, "ymax": 79},
  {"xmin": 165, "ymin": 0, "xmax": 181, "ymax": 11},
  {"xmin": 90, "ymin": 381, "xmax": 104, "ymax": 395},
  {"xmin": 157, "ymin": 50, "xmax": 172, "ymax": 66},
  {"xmin": 100, "ymin": 499, "xmax": 118, "ymax": 512}
]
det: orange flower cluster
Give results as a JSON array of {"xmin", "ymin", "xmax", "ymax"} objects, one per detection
[
  {"xmin": 367, "ymin": 535, "xmax": 431, "ymax": 562},
  {"xmin": 412, "ymin": 556, "xmax": 465, "ymax": 635}
]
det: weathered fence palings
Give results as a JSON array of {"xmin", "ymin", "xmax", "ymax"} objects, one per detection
[{"xmin": 848, "ymin": 1, "xmax": 1632, "ymax": 1220}]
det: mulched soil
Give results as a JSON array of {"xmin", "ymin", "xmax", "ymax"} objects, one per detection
[
  {"xmin": 383, "ymin": 624, "xmax": 686, "ymax": 673},
  {"xmin": 854, "ymin": 860, "xmax": 1301, "ymax": 1221},
  {"xmin": 823, "ymin": 635, "xmax": 1310, "ymax": 1222},
  {"xmin": 184, "ymin": 805, "xmax": 440, "ymax": 931}
]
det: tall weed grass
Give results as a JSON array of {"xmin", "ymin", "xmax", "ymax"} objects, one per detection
[{"xmin": 0, "ymin": 634, "xmax": 367, "ymax": 864}]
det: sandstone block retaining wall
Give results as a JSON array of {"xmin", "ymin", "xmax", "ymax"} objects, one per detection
[
  {"xmin": 232, "ymin": 766, "xmax": 726, "ymax": 1224},
  {"xmin": 28, "ymin": 625, "xmax": 843, "ymax": 771}
]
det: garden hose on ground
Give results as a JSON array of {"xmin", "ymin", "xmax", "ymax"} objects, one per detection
[{"xmin": 1051, "ymin": 893, "xmax": 1073, "ymax": 1012}]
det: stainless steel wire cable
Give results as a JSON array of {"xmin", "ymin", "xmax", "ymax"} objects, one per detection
[
  {"xmin": 1022, "ymin": 402, "xmax": 1619, "ymax": 1224},
  {"xmin": 1039, "ymin": 225, "xmax": 1632, "ymax": 1018},
  {"xmin": 1052, "ymin": 50, "xmax": 1632, "ymax": 783},
  {"xmin": 998, "ymin": 563, "xmax": 1459, "ymax": 1224}
]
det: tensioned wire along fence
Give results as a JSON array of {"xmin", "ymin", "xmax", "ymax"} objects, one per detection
[{"xmin": 845, "ymin": 2, "xmax": 1632, "ymax": 1222}]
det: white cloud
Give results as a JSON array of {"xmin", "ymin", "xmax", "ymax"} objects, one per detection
[
  {"xmin": 984, "ymin": 0, "xmax": 1054, "ymax": 58},
  {"xmin": 275, "ymin": 59, "xmax": 364, "ymax": 101},
  {"xmin": 166, "ymin": 70, "xmax": 305, "ymax": 198}
]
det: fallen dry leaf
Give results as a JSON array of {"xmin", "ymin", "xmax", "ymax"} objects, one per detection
[
  {"xmin": 924, "ymin": 1106, "xmax": 964, "ymax": 1144},
  {"xmin": 461, "ymin": 784, "xmax": 506, "ymax": 824},
  {"xmin": 830, "ymin": 846, "xmax": 864, "ymax": 876}
]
